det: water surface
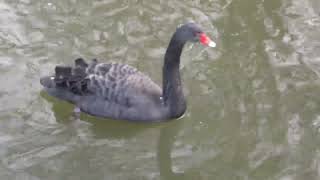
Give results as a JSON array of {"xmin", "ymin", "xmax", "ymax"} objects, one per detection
[{"xmin": 1, "ymin": 0, "xmax": 320, "ymax": 179}]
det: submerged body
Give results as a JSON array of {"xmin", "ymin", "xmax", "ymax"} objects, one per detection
[{"xmin": 40, "ymin": 23, "xmax": 215, "ymax": 122}]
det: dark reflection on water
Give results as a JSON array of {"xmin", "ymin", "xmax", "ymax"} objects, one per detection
[
  {"xmin": 42, "ymin": 91, "xmax": 187, "ymax": 179},
  {"xmin": 44, "ymin": 92, "xmax": 199, "ymax": 180},
  {"xmin": 1, "ymin": 0, "xmax": 320, "ymax": 179}
]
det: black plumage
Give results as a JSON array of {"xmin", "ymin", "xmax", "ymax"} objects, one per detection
[{"xmin": 40, "ymin": 23, "xmax": 215, "ymax": 122}]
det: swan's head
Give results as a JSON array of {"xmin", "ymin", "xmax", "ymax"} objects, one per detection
[{"xmin": 176, "ymin": 23, "xmax": 216, "ymax": 47}]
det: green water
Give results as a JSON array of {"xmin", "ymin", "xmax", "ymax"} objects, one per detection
[{"xmin": 1, "ymin": 0, "xmax": 320, "ymax": 179}]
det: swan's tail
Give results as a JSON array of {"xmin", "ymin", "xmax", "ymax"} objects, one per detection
[{"xmin": 40, "ymin": 58, "xmax": 90, "ymax": 103}]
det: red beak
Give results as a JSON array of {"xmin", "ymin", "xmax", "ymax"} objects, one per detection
[{"xmin": 199, "ymin": 33, "xmax": 216, "ymax": 47}]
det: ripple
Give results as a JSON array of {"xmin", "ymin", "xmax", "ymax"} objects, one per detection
[
  {"xmin": 0, "ymin": 2, "xmax": 27, "ymax": 46},
  {"xmin": 1, "ymin": 0, "xmax": 320, "ymax": 179},
  {"xmin": 0, "ymin": 57, "xmax": 13, "ymax": 69},
  {"xmin": 4, "ymin": 145, "xmax": 68, "ymax": 170}
]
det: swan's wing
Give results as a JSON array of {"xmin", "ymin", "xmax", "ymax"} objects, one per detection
[{"xmin": 86, "ymin": 62, "xmax": 162, "ymax": 107}]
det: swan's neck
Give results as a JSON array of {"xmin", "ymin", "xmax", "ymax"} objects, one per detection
[{"xmin": 162, "ymin": 34, "xmax": 186, "ymax": 118}]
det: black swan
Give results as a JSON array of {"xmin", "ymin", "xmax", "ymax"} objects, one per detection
[{"xmin": 40, "ymin": 23, "xmax": 216, "ymax": 122}]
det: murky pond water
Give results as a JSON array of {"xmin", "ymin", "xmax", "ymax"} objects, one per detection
[{"xmin": 1, "ymin": 0, "xmax": 320, "ymax": 179}]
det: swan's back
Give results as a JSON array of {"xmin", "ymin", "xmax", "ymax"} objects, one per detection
[{"xmin": 40, "ymin": 58, "xmax": 168, "ymax": 121}]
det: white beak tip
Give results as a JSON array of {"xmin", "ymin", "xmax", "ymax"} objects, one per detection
[{"xmin": 208, "ymin": 41, "xmax": 217, "ymax": 48}]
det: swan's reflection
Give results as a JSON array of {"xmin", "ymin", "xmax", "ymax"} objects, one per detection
[
  {"xmin": 157, "ymin": 121, "xmax": 202, "ymax": 180},
  {"xmin": 41, "ymin": 91, "xmax": 200, "ymax": 179}
]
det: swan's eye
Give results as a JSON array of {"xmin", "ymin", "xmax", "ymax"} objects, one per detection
[{"xmin": 195, "ymin": 32, "xmax": 202, "ymax": 37}]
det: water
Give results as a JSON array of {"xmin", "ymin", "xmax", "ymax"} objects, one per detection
[{"xmin": 1, "ymin": 0, "xmax": 320, "ymax": 179}]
